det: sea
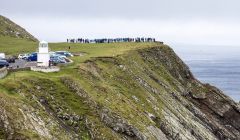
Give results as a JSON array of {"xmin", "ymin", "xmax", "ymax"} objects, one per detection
[{"xmin": 172, "ymin": 44, "xmax": 240, "ymax": 102}]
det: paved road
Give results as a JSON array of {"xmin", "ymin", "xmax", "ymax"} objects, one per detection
[{"xmin": 9, "ymin": 59, "xmax": 37, "ymax": 69}]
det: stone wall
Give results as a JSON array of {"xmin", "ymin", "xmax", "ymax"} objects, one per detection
[{"xmin": 0, "ymin": 67, "xmax": 8, "ymax": 79}]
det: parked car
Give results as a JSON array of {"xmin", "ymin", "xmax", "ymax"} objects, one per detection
[
  {"xmin": 0, "ymin": 56, "xmax": 16, "ymax": 63},
  {"xmin": 0, "ymin": 53, "xmax": 5, "ymax": 59},
  {"xmin": 49, "ymin": 51, "xmax": 56, "ymax": 56},
  {"xmin": 18, "ymin": 54, "xmax": 25, "ymax": 59},
  {"xmin": 18, "ymin": 53, "xmax": 30, "ymax": 59},
  {"xmin": 0, "ymin": 60, "xmax": 9, "ymax": 68},
  {"xmin": 5, "ymin": 57, "xmax": 15, "ymax": 63},
  {"xmin": 55, "ymin": 51, "xmax": 73, "ymax": 57},
  {"xmin": 51, "ymin": 53, "xmax": 67, "ymax": 59},
  {"xmin": 50, "ymin": 55, "xmax": 67, "ymax": 65},
  {"xmin": 27, "ymin": 53, "xmax": 37, "ymax": 61}
]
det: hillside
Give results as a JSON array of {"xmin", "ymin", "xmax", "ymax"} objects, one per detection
[
  {"xmin": 0, "ymin": 15, "xmax": 38, "ymax": 41},
  {"xmin": 0, "ymin": 17, "xmax": 240, "ymax": 140},
  {"xmin": 0, "ymin": 42, "xmax": 239, "ymax": 139}
]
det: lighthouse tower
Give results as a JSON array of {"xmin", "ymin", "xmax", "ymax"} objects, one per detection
[{"xmin": 37, "ymin": 41, "xmax": 50, "ymax": 67}]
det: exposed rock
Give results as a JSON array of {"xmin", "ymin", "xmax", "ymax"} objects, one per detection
[
  {"xmin": 147, "ymin": 126, "xmax": 168, "ymax": 140},
  {"xmin": 1, "ymin": 43, "xmax": 240, "ymax": 140},
  {"xmin": 132, "ymin": 95, "xmax": 139, "ymax": 102},
  {"xmin": 62, "ymin": 77, "xmax": 147, "ymax": 140},
  {"xmin": 136, "ymin": 77, "xmax": 159, "ymax": 94},
  {"xmin": 100, "ymin": 108, "xmax": 146, "ymax": 139},
  {"xmin": 190, "ymin": 91, "xmax": 206, "ymax": 99}
]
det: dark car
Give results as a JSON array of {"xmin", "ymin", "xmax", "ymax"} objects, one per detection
[
  {"xmin": 7, "ymin": 57, "xmax": 16, "ymax": 63},
  {"xmin": 27, "ymin": 53, "xmax": 37, "ymax": 61},
  {"xmin": 50, "ymin": 55, "xmax": 67, "ymax": 65},
  {"xmin": 55, "ymin": 51, "xmax": 73, "ymax": 57},
  {"xmin": 5, "ymin": 57, "xmax": 16, "ymax": 63},
  {"xmin": 0, "ymin": 60, "xmax": 9, "ymax": 68},
  {"xmin": 0, "ymin": 56, "xmax": 16, "ymax": 63}
]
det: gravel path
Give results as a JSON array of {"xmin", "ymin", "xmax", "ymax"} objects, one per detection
[{"xmin": 9, "ymin": 59, "xmax": 37, "ymax": 69}]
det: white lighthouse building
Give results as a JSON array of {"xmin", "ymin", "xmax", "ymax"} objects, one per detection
[{"xmin": 37, "ymin": 41, "xmax": 50, "ymax": 67}]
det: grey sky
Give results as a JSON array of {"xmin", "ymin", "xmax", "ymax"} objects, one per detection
[{"xmin": 1, "ymin": 0, "xmax": 240, "ymax": 45}]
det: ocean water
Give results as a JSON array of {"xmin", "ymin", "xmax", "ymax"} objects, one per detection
[{"xmin": 172, "ymin": 44, "xmax": 240, "ymax": 102}]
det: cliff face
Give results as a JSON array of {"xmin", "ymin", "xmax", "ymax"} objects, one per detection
[
  {"xmin": 0, "ymin": 15, "xmax": 38, "ymax": 41},
  {"xmin": 0, "ymin": 45, "xmax": 240, "ymax": 140}
]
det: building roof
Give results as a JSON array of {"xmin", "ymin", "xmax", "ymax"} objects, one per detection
[{"xmin": 40, "ymin": 40, "xmax": 48, "ymax": 44}]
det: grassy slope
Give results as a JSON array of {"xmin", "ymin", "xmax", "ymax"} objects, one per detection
[
  {"xmin": 0, "ymin": 15, "xmax": 38, "ymax": 41},
  {"xmin": 0, "ymin": 36, "xmax": 37, "ymax": 55},
  {"xmin": 1, "ymin": 36, "xmax": 239, "ymax": 140},
  {"xmin": 0, "ymin": 36, "xmax": 167, "ymax": 139},
  {"xmin": 0, "ymin": 36, "xmax": 154, "ymax": 56}
]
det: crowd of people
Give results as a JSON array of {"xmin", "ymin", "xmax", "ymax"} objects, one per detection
[{"xmin": 66, "ymin": 37, "xmax": 157, "ymax": 44}]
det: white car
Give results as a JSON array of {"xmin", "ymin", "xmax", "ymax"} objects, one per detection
[
  {"xmin": 0, "ymin": 53, "xmax": 5, "ymax": 59},
  {"xmin": 18, "ymin": 54, "xmax": 29, "ymax": 59}
]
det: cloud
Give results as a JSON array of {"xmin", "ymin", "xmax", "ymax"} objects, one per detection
[
  {"xmin": 1, "ymin": 0, "xmax": 240, "ymax": 45},
  {"xmin": 9, "ymin": 17, "xmax": 240, "ymax": 45},
  {"xmin": 2, "ymin": 0, "xmax": 240, "ymax": 19}
]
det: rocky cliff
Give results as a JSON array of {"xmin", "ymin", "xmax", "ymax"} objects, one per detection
[{"xmin": 0, "ymin": 44, "xmax": 239, "ymax": 140}]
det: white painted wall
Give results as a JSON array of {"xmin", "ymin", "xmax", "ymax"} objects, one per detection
[
  {"xmin": 37, "ymin": 53, "xmax": 50, "ymax": 67},
  {"xmin": 37, "ymin": 41, "xmax": 50, "ymax": 67},
  {"xmin": 39, "ymin": 47, "xmax": 48, "ymax": 53}
]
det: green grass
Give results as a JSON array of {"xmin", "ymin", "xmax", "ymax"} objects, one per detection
[
  {"xmin": 0, "ymin": 36, "xmax": 37, "ymax": 55},
  {"xmin": 0, "ymin": 36, "xmax": 170, "ymax": 139},
  {"xmin": 0, "ymin": 36, "xmax": 157, "ymax": 56},
  {"xmin": 0, "ymin": 36, "xmax": 162, "ymax": 83},
  {"xmin": 0, "ymin": 15, "xmax": 37, "ymax": 41}
]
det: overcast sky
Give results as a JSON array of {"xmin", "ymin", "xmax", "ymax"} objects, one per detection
[{"xmin": 1, "ymin": 0, "xmax": 240, "ymax": 45}]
